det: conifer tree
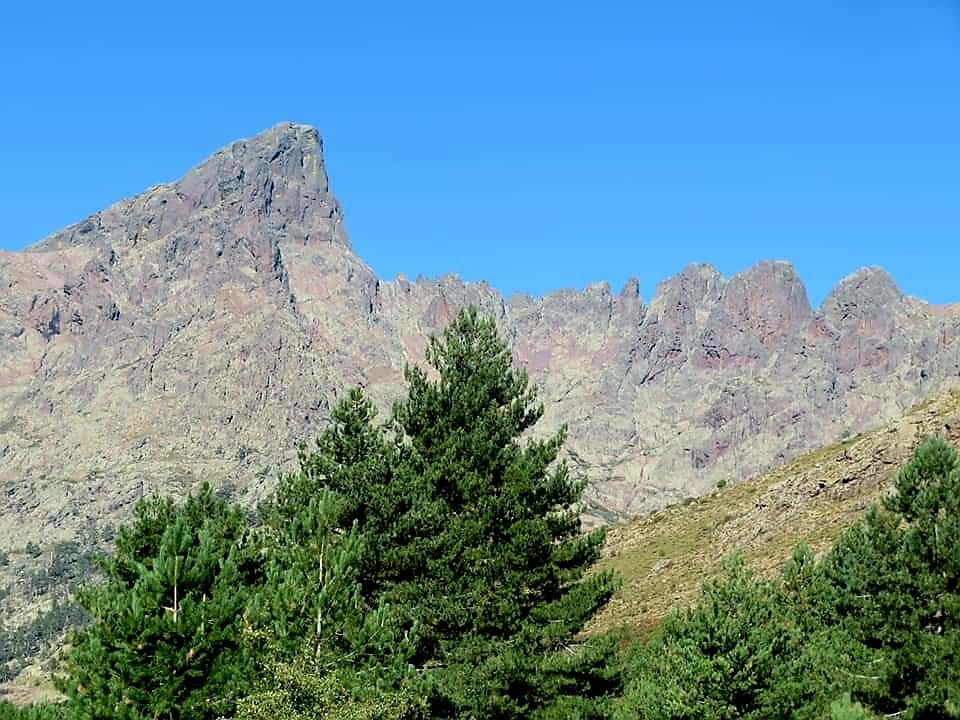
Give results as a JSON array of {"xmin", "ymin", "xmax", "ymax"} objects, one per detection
[
  {"xmin": 816, "ymin": 437, "xmax": 960, "ymax": 716},
  {"xmin": 616, "ymin": 553, "xmax": 867, "ymax": 720},
  {"xmin": 618, "ymin": 437, "xmax": 960, "ymax": 719},
  {"xmin": 273, "ymin": 387, "xmax": 401, "ymax": 595},
  {"xmin": 288, "ymin": 307, "xmax": 621, "ymax": 718},
  {"xmin": 253, "ymin": 481, "xmax": 417, "ymax": 690},
  {"xmin": 237, "ymin": 483, "xmax": 422, "ymax": 720},
  {"xmin": 58, "ymin": 484, "xmax": 255, "ymax": 720}
]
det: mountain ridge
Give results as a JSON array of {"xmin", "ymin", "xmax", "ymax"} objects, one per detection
[
  {"xmin": 17, "ymin": 122, "xmax": 940, "ymax": 311},
  {"xmin": 2, "ymin": 122, "xmax": 960, "ymax": 548}
]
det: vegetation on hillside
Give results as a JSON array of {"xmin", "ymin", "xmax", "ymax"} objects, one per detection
[
  {"xmin": 590, "ymin": 388, "xmax": 960, "ymax": 636},
  {"xmin": 2, "ymin": 308, "xmax": 959, "ymax": 718},
  {"xmin": 0, "ymin": 529, "xmax": 108, "ymax": 684},
  {"xmin": 617, "ymin": 435, "xmax": 960, "ymax": 718},
  {"xmin": 28, "ymin": 308, "xmax": 618, "ymax": 719}
]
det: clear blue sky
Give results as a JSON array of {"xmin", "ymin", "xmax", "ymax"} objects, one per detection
[{"xmin": 2, "ymin": 1, "xmax": 958, "ymax": 305}]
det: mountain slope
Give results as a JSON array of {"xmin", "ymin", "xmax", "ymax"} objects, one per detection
[
  {"xmin": 1, "ymin": 122, "xmax": 960, "ymax": 549},
  {"xmin": 4, "ymin": 388, "xmax": 959, "ymax": 705},
  {"xmin": 587, "ymin": 387, "xmax": 960, "ymax": 636}
]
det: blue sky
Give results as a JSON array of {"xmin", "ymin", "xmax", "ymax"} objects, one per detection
[{"xmin": 2, "ymin": 1, "xmax": 958, "ymax": 305}]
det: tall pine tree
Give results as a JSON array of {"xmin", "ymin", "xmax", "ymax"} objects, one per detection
[
  {"xmin": 285, "ymin": 307, "xmax": 621, "ymax": 718},
  {"xmin": 816, "ymin": 437, "xmax": 960, "ymax": 716},
  {"xmin": 252, "ymin": 477, "xmax": 418, "ymax": 690}
]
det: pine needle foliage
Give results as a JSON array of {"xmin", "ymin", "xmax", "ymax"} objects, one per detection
[
  {"xmin": 619, "ymin": 437, "xmax": 960, "ymax": 719},
  {"xmin": 57, "ymin": 484, "xmax": 256, "ymax": 720},
  {"xmin": 283, "ymin": 307, "xmax": 621, "ymax": 718},
  {"xmin": 251, "ymin": 483, "xmax": 418, "ymax": 692}
]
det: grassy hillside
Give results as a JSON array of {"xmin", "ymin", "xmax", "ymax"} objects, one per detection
[{"xmin": 587, "ymin": 386, "xmax": 960, "ymax": 637}]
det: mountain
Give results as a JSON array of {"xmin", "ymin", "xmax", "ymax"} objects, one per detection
[{"xmin": 2, "ymin": 121, "xmax": 960, "ymax": 549}]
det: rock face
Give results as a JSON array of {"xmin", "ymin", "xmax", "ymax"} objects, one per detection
[{"xmin": 1, "ymin": 122, "xmax": 960, "ymax": 543}]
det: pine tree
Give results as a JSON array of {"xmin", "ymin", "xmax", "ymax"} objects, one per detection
[
  {"xmin": 816, "ymin": 437, "xmax": 960, "ymax": 716},
  {"xmin": 617, "ymin": 437, "xmax": 960, "ymax": 719},
  {"xmin": 58, "ymin": 484, "xmax": 256, "ymax": 720},
  {"xmin": 253, "ymin": 480, "xmax": 417, "ymax": 689},
  {"xmin": 616, "ymin": 553, "xmax": 868, "ymax": 720},
  {"xmin": 286, "ymin": 307, "xmax": 621, "ymax": 718},
  {"xmin": 236, "ymin": 484, "xmax": 422, "ymax": 720},
  {"xmin": 272, "ymin": 387, "xmax": 402, "ymax": 596}
]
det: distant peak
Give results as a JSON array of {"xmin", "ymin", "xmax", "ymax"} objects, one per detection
[
  {"xmin": 680, "ymin": 261, "xmax": 722, "ymax": 279},
  {"xmin": 721, "ymin": 260, "xmax": 813, "ymax": 323},
  {"xmin": 619, "ymin": 277, "xmax": 640, "ymax": 299},
  {"xmin": 826, "ymin": 266, "xmax": 903, "ymax": 305},
  {"xmin": 271, "ymin": 120, "xmax": 320, "ymax": 135},
  {"xmin": 752, "ymin": 259, "xmax": 799, "ymax": 273},
  {"xmin": 836, "ymin": 265, "xmax": 899, "ymax": 289},
  {"xmin": 652, "ymin": 262, "xmax": 724, "ymax": 299},
  {"xmin": 728, "ymin": 261, "xmax": 809, "ymax": 298},
  {"xmin": 202, "ymin": 122, "xmax": 326, "ymax": 180},
  {"xmin": 729, "ymin": 260, "xmax": 799, "ymax": 279}
]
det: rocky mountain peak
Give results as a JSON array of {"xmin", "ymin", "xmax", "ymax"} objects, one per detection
[
  {"xmin": 651, "ymin": 263, "xmax": 724, "ymax": 300},
  {"xmin": 716, "ymin": 261, "xmax": 813, "ymax": 338},
  {"xmin": 29, "ymin": 122, "xmax": 347, "ymax": 258},
  {"xmin": 645, "ymin": 263, "xmax": 724, "ymax": 328},
  {"xmin": 619, "ymin": 277, "xmax": 641, "ymax": 300},
  {"xmin": 822, "ymin": 266, "xmax": 904, "ymax": 318},
  {"xmin": 178, "ymin": 121, "xmax": 335, "ymax": 218}
]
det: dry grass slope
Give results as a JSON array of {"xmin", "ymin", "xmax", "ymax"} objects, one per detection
[{"xmin": 586, "ymin": 387, "xmax": 960, "ymax": 638}]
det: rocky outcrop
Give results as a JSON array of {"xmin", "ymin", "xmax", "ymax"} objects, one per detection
[{"xmin": 1, "ymin": 122, "xmax": 959, "ymax": 547}]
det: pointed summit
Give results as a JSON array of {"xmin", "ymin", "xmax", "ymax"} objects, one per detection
[
  {"xmin": 31, "ymin": 122, "xmax": 348, "ymax": 254},
  {"xmin": 651, "ymin": 263, "xmax": 724, "ymax": 300},
  {"xmin": 700, "ymin": 261, "xmax": 813, "ymax": 358},
  {"xmin": 720, "ymin": 261, "xmax": 813, "ymax": 326},
  {"xmin": 648, "ymin": 263, "xmax": 725, "ymax": 326},
  {"xmin": 822, "ymin": 266, "xmax": 904, "ymax": 320},
  {"xmin": 181, "ymin": 121, "xmax": 330, "ymax": 203}
]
